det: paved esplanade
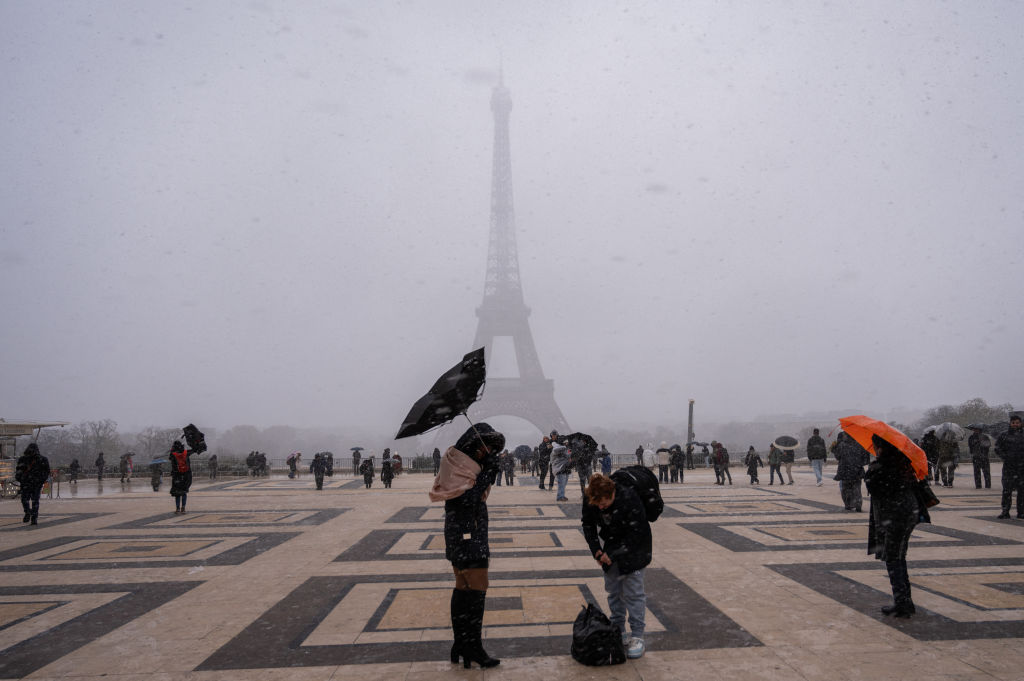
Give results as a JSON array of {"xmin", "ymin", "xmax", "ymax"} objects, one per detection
[{"xmin": 2, "ymin": 464, "xmax": 1023, "ymax": 680}]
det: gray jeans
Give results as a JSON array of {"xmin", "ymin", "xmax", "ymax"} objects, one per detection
[{"xmin": 603, "ymin": 563, "xmax": 646, "ymax": 639}]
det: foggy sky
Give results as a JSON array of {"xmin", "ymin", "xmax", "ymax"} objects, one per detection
[{"xmin": 2, "ymin": 1, "xmax": 1021, "ymax": 437}]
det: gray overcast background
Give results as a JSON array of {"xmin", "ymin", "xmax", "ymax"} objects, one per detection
[{"xmin": 2, "ymin": 1, "xmax": 1021, "ymax": 437}]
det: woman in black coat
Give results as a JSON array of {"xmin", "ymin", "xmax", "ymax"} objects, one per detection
[
  {"xmin": 168, "ymin": 440, "xmax": 194, "ymax": 514},
  {"xmin": 864, "ymin": 434, "xmax": 927, "ymax": 617},
  {"xmin": 380, "ymin": 450, "xmax": 394, "ymax": 489},
  {"xmin": 429, "ymin": 423, "xmax": 504, "ymax": 669}
]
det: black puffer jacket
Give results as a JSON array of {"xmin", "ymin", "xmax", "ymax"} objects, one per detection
[{"xmin": 581, "ymin": 484, "xmax": 652, "ymax": 575}]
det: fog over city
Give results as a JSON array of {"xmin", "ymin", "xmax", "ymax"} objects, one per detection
[{"xmin": 2, "ymin": 2, "xmax": 1021, "ymax": 443}]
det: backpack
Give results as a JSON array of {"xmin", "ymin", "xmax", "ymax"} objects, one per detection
[
  {"xmin": 610, "ymin": 465, "xmax": 664, "ymax": 522},
  {"xmin": 570, "ymin": 602, "xmax": 626, "ymax": 666}
]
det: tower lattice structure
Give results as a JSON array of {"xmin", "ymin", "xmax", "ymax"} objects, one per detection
[{"xmin": 466, "ymin": 77, "xmax": 570, "ymax": 436}]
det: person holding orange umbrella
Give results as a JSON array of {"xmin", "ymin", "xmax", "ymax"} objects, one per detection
[{"xmin": 839, "ymin": 415, "xmax": 932, "ymax": 619}]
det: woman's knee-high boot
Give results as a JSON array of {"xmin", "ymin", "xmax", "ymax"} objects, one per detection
[
  {"xmin": 450, "ymin": 588, "xmax": 469, "ymax": 664},
  {"xmin": 461, "ymin": 589, "xmax": 499, "ymax": 668}
]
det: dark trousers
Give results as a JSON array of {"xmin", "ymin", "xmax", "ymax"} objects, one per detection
[
  {"xmin": 721, "ymin": 466, "xmax": 732, "ymax": 484},
  {"xmin": 315, "ymin": 473, "xmax": 324, "ymax": 490},
  {"xmin": 839, "ymin": 480, "xmax": 863, "ymax": 511},
  {"xmin": 1001, "ymin": 469, "xmax": 1024, "ymax": 516},
  {"xmin": 577, "ymin": 466, "xmax": 590, "ymax": 495},
  {"xmin": 973, "ymin": 457, "xmax": 991, "ymax": 488},
  {"xmin": 21, "ymin": 486, "xmax": 41, "ymax": 519},
  {"xmin": 537, "ymin": 460, "xmax": 549, "ymax": 488},
  {"xmin": 504, "ymin": 470, "xmax": 514, "ymax": 486},
  {"xmin": 939, "ymin": 463, "xmax": 956, "ymax": 486},
  {"xmin": 658, "ymin": 465, "xmax": 669, "ymax": 483},
  {"xmin": 434, "ymin": 460, "xmax": 441, "ymax": 475},
  {"xmin": 769, "ymin": 465, "xmax": 784, "ymax": 484},
  {"xmin": 885, "ymin": 558, "xmax": 913, "ymax": 611}
]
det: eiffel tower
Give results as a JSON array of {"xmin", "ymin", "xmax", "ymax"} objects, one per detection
[{"xmin": 466, "ymin": 76, "xmax": 570, "ymax": 436}]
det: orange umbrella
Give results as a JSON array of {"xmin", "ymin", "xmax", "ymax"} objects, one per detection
[{"xmin": 838, "ymin": 415, "xmax": 928, "ymax": 481}]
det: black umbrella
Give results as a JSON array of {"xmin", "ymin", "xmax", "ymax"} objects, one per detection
[
  {"xmin": 565, "ymin": 432, "xmax": 598, "ymax": 452},
  {"xmin": 350, "ymin": 446, "xmax": 364, "ymax": 452},
  {"xmin": 773, "ymin": 435, "xmax": 800, "ymax": 450},
  {"xmin": 395, "ymin": 348, "xmax": 486, "ymax": 439},
  {"xmin": 514, "ymin": 444, "xmax": 533, "ymax": 460}
]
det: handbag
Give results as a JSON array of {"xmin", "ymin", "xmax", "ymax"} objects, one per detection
[{"xmin": 916, "ymin": 479, "xmax": 940, "ymax": 508}]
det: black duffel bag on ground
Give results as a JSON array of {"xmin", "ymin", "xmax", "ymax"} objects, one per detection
[{"xmin": 570, "ymin": 602, "xmax": 626, "ymax": 666}]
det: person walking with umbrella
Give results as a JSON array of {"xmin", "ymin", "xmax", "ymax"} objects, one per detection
[
  {"xmin": 864, "ymin": 433, "xmax": 928, "ymax": 617},
  {"xmin": 429, "ymin": 422, "xmax": 505, "ymax": 669}
]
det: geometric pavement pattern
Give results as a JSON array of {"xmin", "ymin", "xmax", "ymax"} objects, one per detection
[{"xmin": 3, "ymin": 466, "xmax": 1024, "ymax": 680}]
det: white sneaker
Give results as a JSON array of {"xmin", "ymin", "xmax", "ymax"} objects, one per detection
[
  {"xmin": 816, "ymin": 481, "xmax": 823, "ymax": 487},
  {"xmin": 627, "ymin": 637, "xmax": 645, "ymax": 659}
]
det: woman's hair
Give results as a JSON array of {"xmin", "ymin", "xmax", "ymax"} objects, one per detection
[
  {"xmin": 585, "ymin": 473, "xmax": 616, "ymax": 505},
  {"xmin": 871, "ymin": 434, "xmax": 899, "ymax": 458}
]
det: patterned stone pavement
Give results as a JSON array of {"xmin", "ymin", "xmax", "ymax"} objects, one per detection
[{"xmin": 2, "ymin": 464, "xmax": 1023, "ymax": 680}]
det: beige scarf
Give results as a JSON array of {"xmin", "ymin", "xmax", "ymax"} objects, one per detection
[{"xmin": 429, "ymin": 446, "xmax": 490, "ymax": 503}]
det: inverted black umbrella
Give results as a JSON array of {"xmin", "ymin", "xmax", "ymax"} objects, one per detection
[
  {"xmin": 395, "ymin": 348, "xmax": 486, "ymax": 439},
  {"xmin": 350, "ymin": 446, "xmax": 364, "ymax": 452},
  {"xmin": 183, "ymin": 424, "xmax": 207, "ymax": 454}
]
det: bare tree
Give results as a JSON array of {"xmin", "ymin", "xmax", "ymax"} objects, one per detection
[{"xmin": 134, "ymin": 426, "xmax": 181, "ymax": 459}]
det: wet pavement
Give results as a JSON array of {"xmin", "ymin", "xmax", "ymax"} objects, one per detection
[{"xmin": 2, "ymin": 464, "xmax": 1023, "ymax": 680}]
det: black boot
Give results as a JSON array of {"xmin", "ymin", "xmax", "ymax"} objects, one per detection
[
  {"xmin": 449, "ymin": 588, "xmax": 468, "ymax": 664},
  {"xmin": 458, "ymin": 589, "xmax": 499, "ymax": 668}
]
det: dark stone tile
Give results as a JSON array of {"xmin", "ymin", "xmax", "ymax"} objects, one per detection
[
  {"xmin": 0, "ymin": 581, "xmax": 200, "ymax": 678},
  {"xmin": 196, "ymin": 568, "xmax": 760, "ymax": 670}
]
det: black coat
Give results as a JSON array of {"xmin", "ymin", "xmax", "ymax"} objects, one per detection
[
  {"xmin": 996, "ymin": 427, "xmax": 1024, "ymax": 474},
  {"xmin": 864, "ymin": 450, "xmax": 921, "ymax": 562},
  {"xmin": 833, "ymin": 438, "xmax": 870, "ymax": 482},
  {"xmin": 16, "ymin": 452, "xmax": 51, "ymax": 491},
  {"xmin": 806, "ymin": 435, "xmax": 828, "ymax": 460},
  {"xmin": 581, "ymin": 484, "xmax": 652, "ymax": 575},
  {"xmin": 444, "ymin": 467, "xmax": 495, "ymax": 568}
]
